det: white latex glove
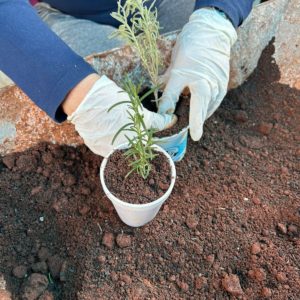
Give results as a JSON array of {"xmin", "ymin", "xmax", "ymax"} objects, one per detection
[
  {"xmin": 68, "ymin": 75, "xmax": 176, "ymax": 157},
  {"xmin": 158, "ymin": 8, "xmax": 237, "ymax": 141}
]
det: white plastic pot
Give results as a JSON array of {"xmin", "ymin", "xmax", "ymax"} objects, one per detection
[{"xmin": 100, "ymin": 144, "xmax": 176, "ymax": 227}]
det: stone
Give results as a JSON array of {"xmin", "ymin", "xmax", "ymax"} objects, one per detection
[
  {"xmin": 116, "ymin": 234, "xmax": 132, "ymax": 248},
  {"xmin": 287, "ymin": 224, "xmax": 298, "ymax": 234},
  {"xmin": 248, "ymin": 268, "xmax": 266, "ymax": 282},
  {"xmin": 261, "ymin": 287, "xmax": 272, "ymax": 298},
  {"xmin": 222, "ymin": 274, "xmax": 243, "ymax": 296},
  {"xmin": 277, "ymin": 223, "xmax": 287, "ymax": 234},
  {"xmin": 38, "ymin": 291, "xmax": 54, "ymax": 300},
  {"xmin": 12, "ymin": 265, "xmax": 27, "ymax": 279},
  {"xmin": 21, "ymin": 273, "xmax": 48, "ymax": 300},
  {"xmin": 102, "ymin": 232, "xmax": 115, "ymax": 249},
  {"xmin": 119, "ymin": 274, "xmax": 132, "ymax": 285},
  {"xmin": 251, "ymin": 242, "xmax": 261, "ymax": 255},
  {"xmin": 276, "ymin": 272, "xmax": 288, "ymax": 283}
]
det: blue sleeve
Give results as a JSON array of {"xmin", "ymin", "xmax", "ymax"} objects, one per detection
[
  {"xmin": 195, "ymin": 0, "xmax": 255, "ymax": 28},
  {"xmin": 0, "ymin": 0, "xmax": 95, "ymax": 122}
]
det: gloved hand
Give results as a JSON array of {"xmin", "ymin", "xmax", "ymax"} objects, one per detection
[
  {"xmin": 68, "ymin": 75, "xmax": 176, "ymax": 157},
  {"xmin": 158, "ymin": 8, "xmax": 237, "ymax": 141}
]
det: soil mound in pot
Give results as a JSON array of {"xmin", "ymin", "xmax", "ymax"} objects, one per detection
[{"xmin": 104, "ymin": 150, "xmax": 171, "ymax": 204}]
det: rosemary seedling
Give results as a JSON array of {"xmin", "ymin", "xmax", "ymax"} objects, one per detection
[
  {"xmin": 108, "ymin": 78, "xmax": 158, "ymax": 179},
  {"xmin": 111, "ymin": 0, "xmax": 163, "ymax": 103}
]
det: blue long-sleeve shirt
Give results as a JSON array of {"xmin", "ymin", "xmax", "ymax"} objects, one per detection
[{"xmin": 0, "ymin": 0, "xmax": 254, "ymax": 122}]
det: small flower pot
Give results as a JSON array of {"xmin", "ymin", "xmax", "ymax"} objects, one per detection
[
  {"xmin": 100, "ymin": 144, "xmax": 176, "ymax": 227},
  {"xmin": 154, "ymin": 126, "xmax": 189, "ymax": 162}
]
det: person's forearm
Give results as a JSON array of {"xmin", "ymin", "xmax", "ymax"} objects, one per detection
[
  {"xmin": 195, "ymin": 0, "xmax": 255, "ymax": 27},
  {"xmin": 0, "ymin": 0, "xmax": 95, "ymax": 122}
]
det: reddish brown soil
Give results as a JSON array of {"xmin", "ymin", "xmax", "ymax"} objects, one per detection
[
  {"xmin": 0, "ymin": 41, "xmax": 300, "ymax": 299},
  {"xmin": 104, "ymin": 150, "xmax": 171, "ymax": 204}
]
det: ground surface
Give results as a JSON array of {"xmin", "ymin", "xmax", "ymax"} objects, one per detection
[{"xmin": 0, "ymin": 41, "xmax": 299, "ymax": 300}]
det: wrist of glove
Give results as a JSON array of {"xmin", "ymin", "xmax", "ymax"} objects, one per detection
[
  {"xmin": 159, "ymin": 8, "xmax": 237, "ymax": 141},
  {"xmin": 68, "ymin": 75, "xmax": 176, "ymax": 157}
]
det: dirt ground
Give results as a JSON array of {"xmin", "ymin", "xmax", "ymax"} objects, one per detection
[{"xmin": 0, "ymin": 41, "xmax": 299, "ymax": 300}]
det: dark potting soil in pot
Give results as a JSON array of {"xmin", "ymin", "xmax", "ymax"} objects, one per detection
[
  {"xmin": 104, "ymin": 150, "xmax": 172, "ymax": 204},
  {"xmin": 141, "ymin": 91, "xmax": 190, "ymax": 137}
]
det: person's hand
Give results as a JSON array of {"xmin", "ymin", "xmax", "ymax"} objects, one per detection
[
  {"xmin": 158, "ymin": 8, "xmax": 237, "ymax": 141},
  {"xmin": 67, "ymin": 75, "xmax": 176, "ymax": 157}
]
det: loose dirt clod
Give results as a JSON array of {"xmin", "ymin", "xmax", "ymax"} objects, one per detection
[
  {"xmin": 21, "ymin": 273, "xmax": 48, "ymax": 300},
  {"xmin": 31, "ymin": 262, "xmax": 48, "ymax": 274},
  {"xmin": 251, "ymin": 242, "xmax": 261, "ymax": 255},
  {"xmin": 261, "ymin": 287, "xmax": 272, "ymax": 298},
  {"xmin": 116, "ymin": 234, "xmax": 132, "ymax": 248},
  {"xmin": 222, "ymin": 274, "xmax": 243, "ymax": 296},
  {"xmin": 12, "ymin": 265, "xmax": 27, "ymax": 279},
  {"xmin": 0, "ymin": 290, "xmax": 12, "ymax": 300},
  {"xmin": 277, "ymin": 223, "xmax": 287, "ymax": 234},
  {"xmin": 102, "ymin": 232, "xmax": 115, "ymax": 249}
]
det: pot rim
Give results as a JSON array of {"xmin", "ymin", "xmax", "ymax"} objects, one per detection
[{"xmin": 100, "ymin": 143, "xmax": 176, "ymax": 209}]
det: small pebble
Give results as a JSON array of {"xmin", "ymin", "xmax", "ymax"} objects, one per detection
[
  {"xmin": 222, "ymin": 274, "xmax": 243, "ymax": 296},
  {"xmin": 251, "ymin": 242, "xmax": 261, "ymax": 255},
  {"xmin": 116, "ymin": 234, "xmax": 132, "ymax": 248},
  {"xmin": 102, "ymin": 232, "xmax": 115, "ymax": 249},
  {"xmin": 12, "ymin": 265, "xmax": 27, "ymax": 279},
  {"xmin": 276, "ymin": 272, "xmax": 288, "ymax": 283},
  {"xmin": 261, "ymin": 287, "xmax": 272, "ymax": 298},
  {"xmin": 277, "ymin": 223, "xmax": 287, "ymax": 234}
]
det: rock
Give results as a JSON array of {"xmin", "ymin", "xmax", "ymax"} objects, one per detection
[
  {"xmin": 222, "ymin": 274, "xmax": 243, "ymax": 296},
  {"xmin": 288, "ymin": 224, "xmax": 298, "ymax": 234},
  {"xmin": 251, "ymin": 242, "xmax": 261, "ymax": 255},
  {"xmin": 2, "ymin": 156, "xmax": 15, "ymax": 169},
  {"xmin": 12, "ymin": 265, "xmax": 27, "ymax": 279},
  {"xmin": 186, "ymin": 215, "xmax": 199, "ymax": 229},
  {"xmin": 38, "ymin": 248, "xmax": 50, "ymax": 262},
  {"xmin": 0, "ymin": 290, "xmax": 12, "ymax": 300},
  {"xmin": 248, "ymin": 268, "xmax": 266, "ymax": 282},
  {"xmin": 277, "ymin": 223, "xmax": 287, "ymax": 234},
  {"xmin": 38, "ymin": 291, "xmax": 54, "ymax": 300},
  {"xmin": 21, "ymin": 273, "xmax": 48, "ymax": 300},
  {"xmin": 261, "ymin": 287, "xmax": 272, "ymax": 298},
  {"xmin": 102, "ymin": 232, "xmax": 115, "ymax": 249},
  {"xmin": 233, "ymin": 110, "xmax": 248, "ymax": 123},
  {"xmin": 276, "ymin": 272, "xmax": 288, "ymax": 283},
  {"xmin": 256, "ymin": 122, "xmax": 273, "ymax": 135},
  {"xmin": 119, "ymin": 274, "xmax": 132, "ymax": 285},
  {"xmin": 47, "ymin": 255, "xmax": 63, "ymax": 279},
  {"xmin": 195, "ymin": 276, "xmax": 207, "ymax": 289},
  {"xmin": 116, "ymin": 234, "xmax": 132, "ymax": 248},
  {"xmin": 31, "ymin": 262, "xmax": 48, "ymax": 274}
]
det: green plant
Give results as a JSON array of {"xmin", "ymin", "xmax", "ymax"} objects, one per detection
[
  {"xmin": 108, "ymin": 77, "xmax": 158, "ymax": 179},
  {"xmin": 111, "ymin": 0, "xmax": 163, "ymax": 103}
]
